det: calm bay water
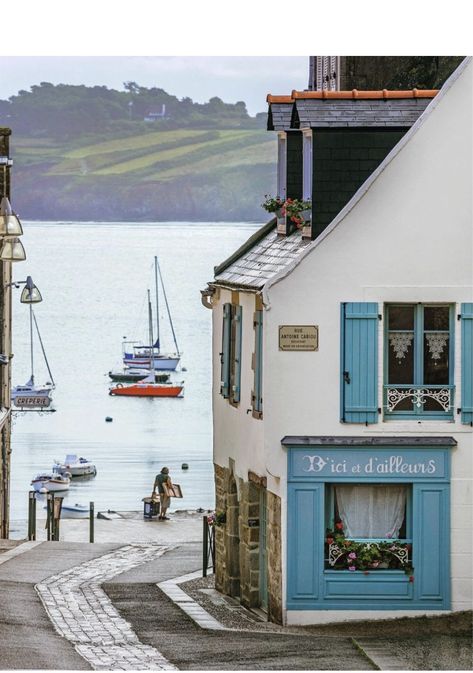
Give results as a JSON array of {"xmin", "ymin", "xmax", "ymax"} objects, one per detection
[{"xmin": 9, "ymin": 221, "xmax": 260, "ymax": 537}]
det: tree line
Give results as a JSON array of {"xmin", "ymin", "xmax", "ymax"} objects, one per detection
[{"xmin": 0, "ymin": 81, "xmax": 261, "ymax": 139}]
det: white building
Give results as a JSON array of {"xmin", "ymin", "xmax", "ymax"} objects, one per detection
[{"xmin": 202, "ymin": 58, "xmax": 472, "ymax": 625}]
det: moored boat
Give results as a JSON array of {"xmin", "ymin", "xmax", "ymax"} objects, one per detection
[
  {"xmin": 121, "ymin": 257, "xmax": 182, "ymax": 370},
  {"xmin": 109, "ymin": 379, "xmax": 184, "ymax": 397},
  {"xmin": 108, "ymin": 368, "xmax": 170, "ymax": 383},
  {"xmin": 53, "ymin": 454, "xmax": 97, "ymax": 477},
  {"xmin": 31, "ymin": 472, "xmax": 70, "ymax": 492},
  {"xmin": 110, "ymin": 287, "xmax": 184, "ymax": 398},
  {"xmin": 12, "ymin": 289, "xmax": 55, "ymax": 410}
]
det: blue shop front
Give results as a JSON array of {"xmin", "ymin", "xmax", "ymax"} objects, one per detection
[{"xmin": 284, "ymin": 437, "xmax": 454, "ymax": 612}]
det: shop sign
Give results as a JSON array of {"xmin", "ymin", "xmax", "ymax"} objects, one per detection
[
  {"xmin": 290, "ymin": 449, "xmax": 447, "ymax": 480},
  {"xmin": 279, "ymin": 325, "xmax": 318, "ymax": 351}
]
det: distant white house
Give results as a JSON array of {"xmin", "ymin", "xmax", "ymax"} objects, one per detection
[
  {"xmin": 202, "ymin": 58, "xmax": 472, "ymax": 625},
  {"xmin": 144, "ymin": 104, "xmax": 167, "ymax": 122}
]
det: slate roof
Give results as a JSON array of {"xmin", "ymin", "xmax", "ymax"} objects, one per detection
[
  {"xmin": 266, "ymin": 89, "xmax": 438, "ymax": 131},
  {"xmin": 292, "ymin": 97, "xmax": 434, "ymax": 128},
  {"xmin": 267, "ymin": 100, "xmax": 294, "ymax": 131},
  {"xmin": 214, "ymin": 222, "xmax": 311, "ymax": 290}
]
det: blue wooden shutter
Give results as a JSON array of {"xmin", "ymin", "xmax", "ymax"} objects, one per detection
[
  {"xmin": 253, "ymin": 310, "xmax": 263, "ymax": 413},
  {"xmin": 461, "ymin": 303, "xmax": 473, "ymax": 424},
  {"xmin": 413, "ymin": 484, "xmax": 450, "ymax": 607},
  {"xmin": 341, "ymin": 302, "xmax": 378, "ymax": 423},
  {"xmin": 287, "ymin": 483, "xmax": 324, "ymax": 606},
  {"xmin": 220, "ymin": 303, "xmax": 231, "ymax": 398},
  {"xmin": 232, "ymin": 305, "xmax": 243, "ymax": 403}
]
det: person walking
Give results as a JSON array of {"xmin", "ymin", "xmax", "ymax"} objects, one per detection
[{"xmin": 152, "ymin": 467, "xmax": 172, "ymax": 520}]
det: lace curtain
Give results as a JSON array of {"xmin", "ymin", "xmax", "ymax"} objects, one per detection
[{"xmin": 335, "ymin": 485, "xmax": 406, "ymax": 538}]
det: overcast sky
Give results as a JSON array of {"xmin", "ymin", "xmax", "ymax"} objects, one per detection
[
  {"xmin": 0, "ymin": 56, "xmax": 309, "ymax": 117},
  {"xmin": 0, "ymin": 1, "xmax": 468, "ymax": 117}
]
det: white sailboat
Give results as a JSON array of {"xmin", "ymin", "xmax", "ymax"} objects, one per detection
[
  {"xmin": 12, "ymin": 296, "xmax": 55, "ymax": 410},
  {"xmin": 122, "ymin": 256, "xmax": 181, "ymax": 370}
]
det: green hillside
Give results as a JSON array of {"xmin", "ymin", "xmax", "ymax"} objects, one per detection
[
  {"xmin": 11, "ymin": 128, "xmax": 276, "ymax": 221},
  {"xmin": 2, "ymin": 82, "xmax": 276, "ymax": 221}
]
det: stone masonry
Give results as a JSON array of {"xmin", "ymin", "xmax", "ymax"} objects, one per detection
[{"xmin": 213, "ymin": 463, "xmax": 283, "ymax": 624}]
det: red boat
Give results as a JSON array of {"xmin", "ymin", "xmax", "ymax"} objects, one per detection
[{"xmin": 109, "ymin": 380, "xmax": 184, "ymax": 397}]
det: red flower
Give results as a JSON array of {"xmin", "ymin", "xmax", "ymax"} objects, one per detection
[
  {"xmin": 335, "ymin": 522, "xmax": 344, "ymax": 530},
  {"xmin": 409, "ymin": 576, "xmax": 414, "ymax": 583},
  {"xmin": 326, "ymin": 537, "xmax": 334, "ymax": 545}
]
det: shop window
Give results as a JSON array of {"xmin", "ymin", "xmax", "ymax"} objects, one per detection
[
  {"xmin": 324, "ymin": 484, "xmax": 412, "ymax": 572},
  {"xmin": 384, "ymin": 304, "xmax": 454, "ymax": 419}
]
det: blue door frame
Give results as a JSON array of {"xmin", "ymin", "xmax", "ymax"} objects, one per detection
[{"xmin": 286, "ymin": 445, "xmax": 451, "ymax": 611}]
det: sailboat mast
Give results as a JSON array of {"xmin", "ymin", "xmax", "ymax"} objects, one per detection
[
  {"xmin": 29, "ymin": 303, "xmax": 34, "ymax": 384},
  {"xmin": 157, "ymin": 258, "xmax": 180, "ymax": 355},
  {"xmin": 154, "ymin": 256, "xmax": 160, "ymax": 353},
  {"xmin": 147, "ymin": 289, "xmax": 155, "ymax": 372}
]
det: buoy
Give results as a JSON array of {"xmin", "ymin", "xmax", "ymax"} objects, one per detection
[
  {"xmin": 105, "ymin": 416, "xmax": 113, "ymax": 422},
  {"xmin": 181, "ymin": 463, "xmax": 189, "ymax": 470}
]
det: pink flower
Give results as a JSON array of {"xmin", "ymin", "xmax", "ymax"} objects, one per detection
[
  {"xmin": 348, "ymin": 566, "xmax": 356, "ymax": 572},
  {"xmin": 348, "ymin": 552, "xmax": 357, "ymax": 560}
]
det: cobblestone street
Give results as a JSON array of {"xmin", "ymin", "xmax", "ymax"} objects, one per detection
[{"xmin": 36, "ymin": 544, "xmax": 177, "ymax": 670}]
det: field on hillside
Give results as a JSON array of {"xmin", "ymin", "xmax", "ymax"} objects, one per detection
[{"xmin": 12, "ymin": 127, "xmax": 277, "ymax": 221}]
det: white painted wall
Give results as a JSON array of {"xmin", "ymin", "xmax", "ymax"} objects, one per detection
[{"xmin": 211, "ymin": 59, "xmax": 473, "ymax": 617}]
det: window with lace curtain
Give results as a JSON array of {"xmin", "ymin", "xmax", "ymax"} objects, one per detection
[
  {"xmin": 325, "ymin": 484, "xmax": 412, "ymax": 571},
  {"xmin": 384, "ymin": 304, "xmax": 454, "ymax": 419}
]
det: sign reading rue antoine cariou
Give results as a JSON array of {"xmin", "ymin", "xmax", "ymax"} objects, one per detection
[{"xmin": 279, "ymin": 325, "xmax": 319, "ymax": 351}]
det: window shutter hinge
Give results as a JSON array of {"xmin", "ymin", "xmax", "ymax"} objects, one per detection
[
  {"xmin": 378, "ymin": 408, "xmax": 381, "ymax": 414},
  {"xmin": 457, "ymin": 314, "xmax": 462, "ymax": 320},
  {"xmin": 378, "ymin": 314, "xmax": 382, "ymax": 320},
  {"xmin": 457, "ymin": 408, "xmax": 461, "ymax": 414}
]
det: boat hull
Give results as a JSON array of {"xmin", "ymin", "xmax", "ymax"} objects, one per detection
[
  {"xmin": 32, "ymin": 478, "xmax": 70, "ymax": 492},
  {"xmin": 123, "ymin": 354, "xmax": 180, "ymax": 370},
  {"xmin": 109, "ymin": 383, "xmax": 184, "ymax": 397},
  {"xmin": 108, "ymin": 370, "xmax": 170, "ymax": 383}
]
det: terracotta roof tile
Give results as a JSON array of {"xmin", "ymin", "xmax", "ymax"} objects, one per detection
[{"xmin": 291, "ymin": 89, "xmax": 438, "ymax": 100}]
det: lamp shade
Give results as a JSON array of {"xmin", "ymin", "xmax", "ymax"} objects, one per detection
[
  {"xmin": 0, "ymin": 237, "xmax": 26, "ymax": 262},
  {"xmin": 20, "ymin": 284, "xmax": 42, "ymax": 303},
  {"xmin": 0, "ymin": 197, "xmax": 23, "ymax": 236}
]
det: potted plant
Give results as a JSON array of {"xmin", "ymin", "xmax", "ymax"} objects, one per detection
[
  {"xmin": 261, "ymin": 195, "xmax": 285, "ymax": 218},
  {"xmin": 262, "ymin": 194, "xmax": 287, "ymax": 234},
  {"xmin": 281, "ymin": 198, "xmax": 312, "ymax": 235}
]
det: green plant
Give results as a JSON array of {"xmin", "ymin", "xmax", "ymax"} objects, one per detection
[
  {"xmin": 281, "ymin": 198, "xmax": 312, "ymax": 228},
  {"xmin": 325, "ymin": 526, "xmax": 412, "ymax": 574},
  {"xmin": 261, "ymin": 194, "xmax": 284, "ymax": 214}
]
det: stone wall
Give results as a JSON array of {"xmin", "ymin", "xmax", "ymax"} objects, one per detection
[
  {"xmin": 267, "ymin": 490, "xmax": 283, "ymax": 624},
  {"xmin": 213, "ymin": 463, "xmax": 283, "ymax": 624}
]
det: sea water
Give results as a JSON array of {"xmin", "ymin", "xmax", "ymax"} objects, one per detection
[{"xmin": 9, "ymin": 221, "xmax": 260, "ymax": 538}]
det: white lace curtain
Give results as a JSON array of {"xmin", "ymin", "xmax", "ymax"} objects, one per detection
[{"xmin": 335, "ymin": 485, "xmax": 406, "ymax": 538}]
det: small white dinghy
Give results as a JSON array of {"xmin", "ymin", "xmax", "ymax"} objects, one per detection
[
  {"xmin": 31, "ymin": 472, "xmax": 70, "ymax": 492},
  {"xmin": 59, "ymin": 503, "xmax": 89, "ymax": 518},
  {"xmin": 54, "ymin": 454, "xmax": 97, "ymax": 478}
]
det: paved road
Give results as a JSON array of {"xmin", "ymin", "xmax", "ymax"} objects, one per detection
[
  {"xmin": 2, "ymin": 539, "xmax": 469, "ymax": 670},
  {"xmin": 0, "ymin": 540, "xmax": 374, "ymax": 670}
]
